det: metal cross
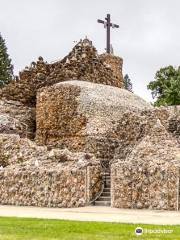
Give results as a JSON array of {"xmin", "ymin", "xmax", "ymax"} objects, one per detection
[{"xmin": 98, "ymin": 14, "xmax": 119, "ymax": 54}]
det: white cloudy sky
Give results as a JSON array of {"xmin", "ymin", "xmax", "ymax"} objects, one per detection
[{"xmin": 0, "ymin": 0, "xmax": 180, "ymax": 102}]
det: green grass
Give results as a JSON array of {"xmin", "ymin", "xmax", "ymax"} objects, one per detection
[{"xmin": 0, "ymin": 217, "xmax": 179, "ymax": 240}]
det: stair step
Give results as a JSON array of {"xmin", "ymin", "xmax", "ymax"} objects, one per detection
[
  {"xmin": 94, "ymin": 201, "xmax": 111, "ymax": 206},
  {"xmin": 91, "ymin": 169, "xmax": 111, "ymax": 206},
  {"xmin": 105, "ymin": 184, "xmax": 111, "ymax": 187},
  {"xmin": 101, "ymin": 192, "xmax": 111, "ymax": 197},
  {"xmin": 103, "ymin": 179, "xmax": 110, "ymax": 183},
  {"xmin": 103, "ymin": 188, "xmax": 110, "ymax": 193},
  {"xmin": 98, "ymin": 196, "xmax": 111, "ymax": 201},
  {"xmin": 106, "ymin": 181, "xmax": 111, "ymax": 184},
  {"xmin": 104, "ymin": 180, "xmax": 110, "ymax": 183}
]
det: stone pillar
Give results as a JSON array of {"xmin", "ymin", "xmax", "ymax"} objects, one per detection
[{"xmin": 99, "ymin": 53, "xmax": 124, "ymax": 88}]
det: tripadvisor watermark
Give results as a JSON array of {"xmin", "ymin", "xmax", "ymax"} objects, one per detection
[
  {"xmin": 135, "ymin": 227, "xmax": 143, "ymax": 236},
  {"xmin": 135, "ymin": 227, "xmax": 173, "ymax": 236}
]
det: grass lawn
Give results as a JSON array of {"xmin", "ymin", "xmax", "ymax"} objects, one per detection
[{"xmin": 0, "ymin": 217, "xmax": 179, "ymax": 240}]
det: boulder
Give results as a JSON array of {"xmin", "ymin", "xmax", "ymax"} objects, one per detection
[{"xmin": 36, "ymin": 80, "xmax": 152, "ymax": 163}]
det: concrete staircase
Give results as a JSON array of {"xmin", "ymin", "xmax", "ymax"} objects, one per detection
[{"xmin": 94, "ymin": 171, "xmax": 111, "ymax": 206}]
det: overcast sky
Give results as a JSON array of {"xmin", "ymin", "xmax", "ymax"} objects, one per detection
[{"xmin": 0, "ymin": 0, "xmax": 180, "ymax": 102}]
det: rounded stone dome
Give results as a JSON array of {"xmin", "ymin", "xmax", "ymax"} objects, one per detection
[{"xmin": 36, "ymin": 80, "xmax": 153, "ymax": 161}]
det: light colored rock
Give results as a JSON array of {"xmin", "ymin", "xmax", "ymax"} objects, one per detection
[
  {"xmin": 36, "ymin": 80, "xmax": 152, "ymax": 165},
  {"xmin": 0, "ymin": 99, "xmax": 35, "ymax": 138},
  {"xmin": 111, "ymin": 121, "xmax": 180, "ymax": 210}
]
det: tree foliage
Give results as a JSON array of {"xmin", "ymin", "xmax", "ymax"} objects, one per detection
[
  {"xmin": 124, "ymin": 74, "xmax": 133, "ymax": 92},
  {"xmin": 0, "ymin": 33, "xmax": 13, "ymax": 87},
  {"xmin": 147, "ymin": 66, "xmax": 180, "ymax": 106}
]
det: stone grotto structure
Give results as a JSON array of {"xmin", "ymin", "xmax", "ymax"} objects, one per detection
[{"xmin": 0, "ymin": 38, "xmax": 179, "ymax": 210}]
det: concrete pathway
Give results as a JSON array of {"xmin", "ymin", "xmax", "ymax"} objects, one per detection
[{"xmin": 0, "ymin": 205, "xmax": 180, "ymax": 225}]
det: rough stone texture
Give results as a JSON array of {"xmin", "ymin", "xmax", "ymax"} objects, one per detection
[
  {"xmin": 0, "ymin": 99, "xmax": 35, "ymax": 139},
  {"xmin": 111, "ymin": 121, "xmax": 180, "ymax": 210},
  {"xmin": 0, "ymin": 163, "xmax": 101, "ymax": 208},
  {"xmin": 0, "ymin": 37, "xmax": 179, "ymax": 210},
  {"xmin": 36, "ymin": 80, "xmax": 152, "ymax": 165},
  {"xmin": 47, "ymin": 39, "xmax": 124, "ymax": 89},
  {"xmin": 99, "ymin": 53, "xmax": 123, "ymax": 84},
  {"xmin": 0, "ymin": 79, "xmax": 179, "ymax": 210},
  {"xmin": 168, "ymin": 115, "xmax": 180, "ymax": 141},
  {"xmin": 157, "ymin": 106, "xmax": 180, "ymax": 142},
  {"xmin": 0, "ymin": 57, "xmax": 50, "ymax": 106},
  {"xmin": 0, "ymin": 133, "xmax": 101, "ymax": 207},
  {"xmin": 0, "ymin": 39, "xmax": 124, "ymax": 106},
  {"xmin": 0, "ymin": 134, "xmax": 48, "ymax": 167}
]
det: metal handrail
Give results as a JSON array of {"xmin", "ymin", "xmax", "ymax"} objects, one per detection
[
  {"xmin": 89, "ymin": 176, "xmax": 105, "ymax": 205},
  {"xmin": 88, "ymin": 161, "xmax": 110, "ymax": 205}
]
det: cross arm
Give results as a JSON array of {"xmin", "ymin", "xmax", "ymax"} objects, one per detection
[
  {"xmin": 97, "ymin": 19, "xmax": 105, "ymax": 24},
  {"xmin": 111, "ymin": 23, "xmax": 119, "ymax": 28}
]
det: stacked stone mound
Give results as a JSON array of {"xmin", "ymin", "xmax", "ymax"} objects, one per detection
[
  {"xmin": 35, "ymin": 80, "xmax": 180, "ymax": 210},
  {"xmin": 166, "ymin": 107, "xmax": 180, "ymax": 141},
  {"xmin": 0, "ymin": 78, "xmax": 179, "ymax": 209},
  {"xmin": 111, "ymin": 121, "xmax": 180, "ymax": 210},
  {"xmin": 0, "ymin": 39, "xmax": 124, "ymax": 106},
  {"xmin": 0, "ymin": 99, "xmax": 35, "ymax": 139},
  {"xmin": 36, "ymin": 80, "xmax": 153, "ymax": 165},
  {"xmin": 0, "ymin": 57, "xmax": 50, "ymax": 106},
  {"xmin": 47, "ymin": 39, "xmax": 124, "ymax": 89},
  {"xmin": 0, "ymin": 134, "xmax": 48, "ymax": 167},
  {"xmin": 0, "ymin": 133, "xmax": 102, "ymax": 207},
  {"xmin": 144, "ymin": 106, "xmax": 180, "ymax": 142},
  {"xmin": 0, "ymin": 133, "xmax": 98, "ymax": 168},
  {"xmin": 168, "ymin": 115, "xmax": 180, "ymax": 141},
  {"xmin": 0, "ymin": 36, "xmax": 179, "ymax": 210}
]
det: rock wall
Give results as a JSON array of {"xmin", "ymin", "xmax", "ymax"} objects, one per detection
[
  {"xmin": 148, "ymin": 106, "xmax": 180, "ymax": 142},
  {"xmin": 0, "ymin": 133, "xmax": 102, "ymax": 207},
  {"xmin": 166, "ymin": 107, "xmax": 180, "ymax": 141},
  {"xmin": 0, "ymin": 164, "xmax": 101, "ymax": 207},
  {"xmin": 0, "ymin": 57, "xmax": 50, "ymax": 106},
  {"xmin": 168, "ymin": 115, "xmax": 180, "ymax": 141},
  {"xmin": 0, "ymin": 99, "xmax": 35, "ymax": 139},
  {"xmin": 0, "ymin": 134, "xmax": 48, "ymax": 167},
  {"xmin": 111, "ymin": 161, "xmax": 179, "ymax": 210},
  {"xmin": 111, "ymin": 121, "xmax": 180, "ymax": 210}
]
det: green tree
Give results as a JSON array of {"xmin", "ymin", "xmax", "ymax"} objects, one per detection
[
  {"xmin": 0, "ymin": 33, "xmax": 13, "ymax": 87},
  {"xmin": 148, "ymin": 66, "xmax": 180, "ymax": 106},
  {"xmin": 124, "ymin": 74, "xmax": 133, "ymax": 92}
]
